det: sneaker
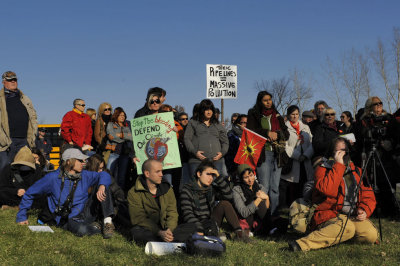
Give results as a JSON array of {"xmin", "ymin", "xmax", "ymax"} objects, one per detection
[
  {"xmin": 235, "ymin": 229, "xmax": 252, "ymax": 243},
  {"xmin": 103, "ymin": 223, "xmax": 115, "ymax": 239}
]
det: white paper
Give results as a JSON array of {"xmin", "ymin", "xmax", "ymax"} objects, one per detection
[
  {"xmin": 28, "ymin": 226, "xmax": 54, "ymax": 233},
  {"xmin": 340, "ymin": 133, "xmax": 356, "ymax": 143},
  {"xmin": 206, "ymin": 64, "xmax": 237, "ymax": 99}
]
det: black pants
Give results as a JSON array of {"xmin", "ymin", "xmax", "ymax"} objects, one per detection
[
  {"xmin": 130, "ymin": 223, "xmax": 197, "ymax": 245},
  {"xmin": 65, "ymin": 187, "xmax": 115, "ymax": 236}
]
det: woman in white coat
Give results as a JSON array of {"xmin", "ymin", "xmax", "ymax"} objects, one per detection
[{"xmin": 280, "ymin": 105, "xmax": 314, "ymax": 206}]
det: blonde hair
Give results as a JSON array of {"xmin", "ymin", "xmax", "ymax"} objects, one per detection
[
  {"xmin": 147, "ymin": 94, "xmax": 160, "ymax": 109},
  {"xmin": 364, "ymin": 96, "xmax": 382, "ymax": 116},
  {"xmin": 321, "ymin": 107, "xmax": 336, "ymax": 122},
  {"xmin": 97, "ymin": 102, "xmax": 112, "ymax": 116},
  {"xmin": 86, "ymin": 108, "xmax": 96, "ymax": 119}
]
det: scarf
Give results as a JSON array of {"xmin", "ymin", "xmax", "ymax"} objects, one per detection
[
  {"xmin": 325, "ymin": 121, "xmax": 337, "ymax": 131},
  {"xmin": 4, "ymin": 88, "xmax": 20, "ymax": 99},
  {"xmin": 238, "ymin": 181, "xmax": 261, "ymax": 205},
  {"xmin": 187, "ymin": 180, "xmax": 213, "ymax": 210},
  {"xmin": 102, "ymin": 114, "xmax": 111, "ymax": 125},
  {"xmin": 231, "ymin": 124, "xmax": 243, "ymax": 138},
  {"xmin": 261, "ymin": 108, "xmax": 280, "ymax": 131}
]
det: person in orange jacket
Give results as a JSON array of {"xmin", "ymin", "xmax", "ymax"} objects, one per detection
[{"xmin": 289, "ymin": 137, "xmax": 378, "ymax": 251}]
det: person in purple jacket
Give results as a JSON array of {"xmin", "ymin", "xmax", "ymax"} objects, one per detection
[{"xmin": 16, "ymin": 148, "xmax": 115, "ymax": 239}]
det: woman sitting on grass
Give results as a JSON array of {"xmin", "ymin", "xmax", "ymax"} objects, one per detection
[
  {"xmin": 232, "ymin": 164, "xmax": 270, "ymax": 236},
  {"xmin": 180, "ymin": 160, "xmax": 249, "ymax": 241}
]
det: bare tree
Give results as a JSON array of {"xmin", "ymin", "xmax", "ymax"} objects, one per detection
[
  {"xmin": 322, "ymin": 56, "xmax": 346, "ymax": 112},
  {"xmin": 393, "ymin": 27, "xmax": 400, "ymax": 111},
  {"xmin": 173, "ymin": 105, "xmax": 185, "ymax": 113},
  {"xmin": 289, "ymin": 68, "xmax": 313, "ymax": 112},
  {"xmin": 340, "ymin": 48, "xmax": 371, "ymax": 115}
]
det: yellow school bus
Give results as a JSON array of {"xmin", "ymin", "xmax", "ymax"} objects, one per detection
[{"xmin": 38, "ymin": 124, "xmax": 62, "ymax": 169}]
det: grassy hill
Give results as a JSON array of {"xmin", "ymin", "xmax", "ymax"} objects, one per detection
[{"xmin": 1, "ymin": 209, "xmax": 399, "ymax": 265}]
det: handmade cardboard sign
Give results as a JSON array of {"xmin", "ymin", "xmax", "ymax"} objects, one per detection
[
  {"xmin": 131, "ymin": 112, "xmax": 181, "ymax": 174},
  {"xmin": 206, "ymin": 64, "xmax": 237, "ymax": 99}
]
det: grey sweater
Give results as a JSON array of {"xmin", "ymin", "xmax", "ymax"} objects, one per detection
[
  {"xmin": 232, "ymin": 183, "xmax": 266, "ymax": 219},
  {"xmin": 183, "ymin": 119, "xmax": 228, "ymax": 163}
]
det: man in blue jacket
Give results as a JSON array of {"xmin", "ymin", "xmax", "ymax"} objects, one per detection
[{"xmin": 16, "ymin": 148, "xmax": 115, "ymax": 238}]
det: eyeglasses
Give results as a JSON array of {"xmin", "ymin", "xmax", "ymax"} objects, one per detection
[
  {"xmin": 104, "ymin": 108, "xmax": 111, "ymax": 111},
  {"xmin": 372, "ymin": 102, "xmax": 383, "ymax": 107},
  {"xmin": 180, "ymin": 117, "xmax": 188, "ymax": 121},
  {"xmin": 5, "ymin": 78, "xmax": 17, "ymax": 82},
  {"xmin": 325, "ymin": 113, "xmax": 335, "ymax": 117},
  {"xmin": 77, "ymin": 159, "xmax": 86, "ymax": 163},
  {"xmin": 150, "ymin": 99, "xmax": 161, "ymax": 104},
  {"xmin": 76, "ymin": 104, "xmax": 86, "ymax": 107}
]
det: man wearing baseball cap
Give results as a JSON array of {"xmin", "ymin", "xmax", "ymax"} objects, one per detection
[
  {"xmin": 16, "ymin": 148, "xmax": 115, "ymax": 239},
  {"xmin": 0, "ymin": 71, "xmax": 38, "ymax": 177}
]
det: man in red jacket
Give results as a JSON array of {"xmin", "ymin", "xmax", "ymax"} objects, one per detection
[
  {"xmin": 61, "ymin": 99, "xmax": 93, "ymax": 151},
  {"xmin": 289, "ymin": 137, "xmax": 378, "ymax": 251}
]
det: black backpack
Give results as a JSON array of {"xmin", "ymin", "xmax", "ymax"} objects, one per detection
[{"xmin": 185, "ymin": 234, "xmax": 226, "ymax": 256}]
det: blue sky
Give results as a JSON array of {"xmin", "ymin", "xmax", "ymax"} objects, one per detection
[{"xmin": 1, "ymin": 0, "xmax": 399, "ymax": 123}]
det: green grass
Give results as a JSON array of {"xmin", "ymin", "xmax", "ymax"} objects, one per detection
[{"xmin": 1, "ymin": 209, "xmax": 399, "ymax": 265}]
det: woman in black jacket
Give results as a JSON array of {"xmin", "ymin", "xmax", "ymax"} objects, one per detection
[{"xmin": 246, "ymin": 91, "xmax": 288, "ymax": 217}]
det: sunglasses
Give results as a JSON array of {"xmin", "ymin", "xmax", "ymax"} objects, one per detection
[
  {"xmin": 77, "ymin": 159, "xmax": 86, "ymax": 163},
  {"xmin": 150, "ymin": 99, "xmax": 161, "ymax": 104},
  {"xmin": 372, "ymin": 102, "xmax": 383, "ymax": 107},
  {"xmin": 5, "ymin": 78, "xmax": 17, "ymax": 82},
  {"xmin": 76, "ymin": 104, "xmax": 86, "ymax": 107},
  {"xmin": 325, "ymin": 113, "xmax": 335, "ymax": 117},
  {"xmin": 180, "ymin": 117, "xmax": 188, "ymax": 121},
  {"xmin": 104, "ymin": 108, "xmax": 111, "ymax": 111}
]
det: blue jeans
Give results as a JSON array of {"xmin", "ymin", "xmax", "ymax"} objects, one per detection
[
  {"xmin": 256, "ymin": 150, "xmax": 281, "ymax": 216},
  {"xmin": 107, "ymin": 153, "xmax": 130, "ymax": 190},
  {"xmin": 0, "ymin": 138, "xmax": 28, "ymax": 177},
  {"xmin": 180, "ymin": 163, "xmax": 191, "ymax": 191}
]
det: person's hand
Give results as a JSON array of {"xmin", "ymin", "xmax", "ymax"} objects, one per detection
[
  {"xmin": 256, "ymin": 190, "xmax": 268, "ymax": 200},
  {"xmin": 213, "ymin": 152, "xmax": 222, "ymax": 161},
  {"xmin": 334, "ymin": 150, "xmax": 345, "ymax": 165},
  {"xmin": 196, "ymin": 151, "xmax": 206, "ymax": 160},
  {"xmin": 197, "ymin": 232, "xmax": 204, "ymax": 236},
  {"xmin": 17, "ymin": 189, "xmax": 26, "ymax": 197},
  {"xmin": 69, "ymin": 141, "xmax": 73, "ymax": 145},
  {"xmin": 172, "ymin": 126, "xmax": 178, "ymax": 133},
  {"xmin": 158, "ymin": 229, "xmax": 174, "ymax": 242},
  {"xmin": 82, "ymin": 144, "xmax": 93, "ymax": 151},
  {"xmin": 96, "ymin": 185, "xmax": 106, "ymax": 202},
  {"xmin": 356, "ymin": 209, "xmax": 367, "ymax": 221},
  {"xmin": 132, "ymin": 157, "xmax": 140, "ymax": 165},
  {"xmin": 264, "ymin": 196, "xmax": 270, "ymax": 209},
  {"xmin": 209, "ymin": 168, "xmax": 220, "ymax": 179},
  {"xmin": 18, "ymin": 220, "xmax": 29, "ymax": 225},
  {"xmin": 268, "ymin": 131, "xmax": 278, "ymax": 141}
]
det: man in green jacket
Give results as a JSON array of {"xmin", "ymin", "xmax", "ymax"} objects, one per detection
[{"xmin": 127, "ymin": 159, "xmax": 196, "ymax": 245}]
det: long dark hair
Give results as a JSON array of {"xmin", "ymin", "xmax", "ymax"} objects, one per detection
[
  {"xmin": 253, "ymin": 91, "xmax": 276, "ymax": 113},
  {"xmin": 233, "ymin": 114, "xmax": 247, "ymax": 126},
  {"xmin": 196, "ymin": 99, "xmax": 218, "ymax": 124},
  {"xmin": 342, "ymin": 111, "xmax": 354, "ymax": 123}
]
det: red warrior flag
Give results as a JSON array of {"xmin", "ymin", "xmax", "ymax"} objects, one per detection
[{"xmin": 234, "ymin": 128, "xmax": 267, "ymax": 170}]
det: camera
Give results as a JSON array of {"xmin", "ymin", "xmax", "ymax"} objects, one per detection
[
  {"xmin": 365, "ymin": 114, "xmax": 390, "ymax": 142},
  {"xmin": 54, "ymin": 204, "xmax": 71, "ymax": 218}
]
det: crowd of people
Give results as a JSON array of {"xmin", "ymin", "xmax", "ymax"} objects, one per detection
[{"xmin": 1, "ymin": 70, "xmax": 400, "ymax": 252}]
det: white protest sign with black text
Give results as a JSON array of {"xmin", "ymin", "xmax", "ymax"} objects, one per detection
[{"xmin": 206, "ymin": 64, "xmax": 237, "ymax": 99}]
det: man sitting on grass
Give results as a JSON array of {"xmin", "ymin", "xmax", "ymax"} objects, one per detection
[
  {"xmin": 289, "ymin": 137, "xmax": 378, "ymax": 251},
  {"xmin": 16, "ymin": 148, "xmax": 115, "ymax": 239},
  {"xmin": 127, "ymin": 158, "xmax": 196, "ymax": 245}
]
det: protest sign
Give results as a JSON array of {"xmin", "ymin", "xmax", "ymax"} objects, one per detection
[
  {"xmin": 206, "ymin": 64, "xmax": 237, "ymax": 99},
  {"xmin": 131, "ymin": 112, "xmax": 181, "ymax": 175}
]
